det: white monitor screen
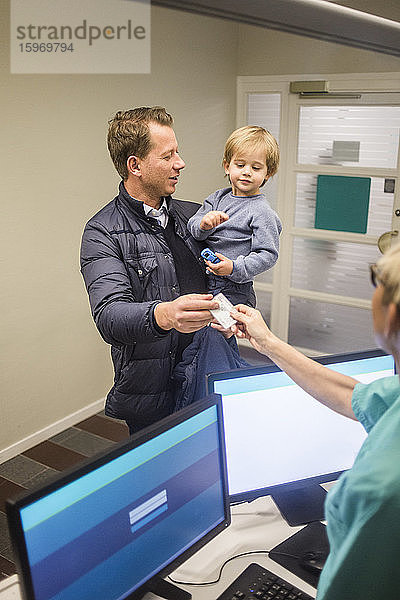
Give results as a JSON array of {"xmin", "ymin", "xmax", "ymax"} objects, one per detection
[{"xmin": 208, "ymin": 351, "xmax": 394, "ymax": 502}]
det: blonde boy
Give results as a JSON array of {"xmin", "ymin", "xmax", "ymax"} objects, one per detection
[{"xmin": 187, "ymin": 125, "xmax": 282, "ymax": 306}]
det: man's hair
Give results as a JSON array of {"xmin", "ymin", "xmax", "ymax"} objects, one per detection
[
  {"xmin": 107, "ymin": 107, "xmax": 173, "ymax": 179},
  {"xmin": 222, "ymin": 126, "xmax": 280, "ymax": 178},
  {"xmin": 377, "ymin": 241, "xmax": 400, "ymax": 307}
]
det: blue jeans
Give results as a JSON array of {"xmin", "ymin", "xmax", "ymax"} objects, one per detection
[{"xmin": 207, "ymin": 275, "xmax": 256, "ymax": 307}]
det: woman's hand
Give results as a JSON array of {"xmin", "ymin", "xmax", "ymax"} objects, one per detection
[
  {"xmin": 231, "ymin": 304, "xmax": 357, "ymax": 420},
  {"xmin": 231, "ymin": 304, "xmax": 274, "ymax": 355}
]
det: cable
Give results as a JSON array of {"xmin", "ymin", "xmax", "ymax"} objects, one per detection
[
  {"xmin": 230, "ymin": 495, "xmax": 264, "ymax": 507},
  {"xmin": 230, "ymin": 500, "xmax": 249, "ymax": 507},
  {"xmin": 167, "ymin": 549, "xmax": 300, "ymax": 587}
]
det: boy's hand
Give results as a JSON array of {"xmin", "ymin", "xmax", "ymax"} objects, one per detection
[
  {"xmin": 200, "ymin": 211, "xmax": 229, "ymax": 231},
  {"xmin": 204, "ymin": 252, "xmax": 233, "ymax": 276}
]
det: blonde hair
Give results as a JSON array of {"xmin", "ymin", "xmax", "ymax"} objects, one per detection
[
  {"xmin": 376, "ymin": 240, "xmax": 400, "ymax": 307},
  {"xmin": 107, "ymin": 107, "xmax": 173, "ymax": 180},
  {"xmin": 223, "ymin": 125, "xmax": 280, "ymax": 178}
]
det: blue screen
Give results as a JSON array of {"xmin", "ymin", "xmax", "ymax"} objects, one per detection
[{"xmin": 19, "ymin": 405, "xmax": 225, "ymax": 600}]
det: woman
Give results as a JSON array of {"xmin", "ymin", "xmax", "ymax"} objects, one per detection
[{"xmin": 230, "ymin": 242, "xmax": 400, "ymax": 600}]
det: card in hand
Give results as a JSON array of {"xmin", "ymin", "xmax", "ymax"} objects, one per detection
[{"xmin": 210, "ymin": 292, "xmax": 237, "ymax": 329}]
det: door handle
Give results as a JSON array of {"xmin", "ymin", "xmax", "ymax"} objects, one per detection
[{"xmin": 378, "ymin": 230, "xmax": 399, "ymax": 253}]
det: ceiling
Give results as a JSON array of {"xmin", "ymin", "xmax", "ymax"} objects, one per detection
[{"xmin": 150, "ymin": 0, "xmax": 400, "ymax": 56}]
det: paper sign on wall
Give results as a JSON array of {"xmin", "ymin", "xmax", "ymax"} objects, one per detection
[{"xmin": 315, "ymin": 175, "xmax": 371, "ymax": 234}]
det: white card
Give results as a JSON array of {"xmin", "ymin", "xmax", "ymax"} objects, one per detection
[{"xmin": 210, "ymin": 292, "xmax": 237, "ymax": 329}]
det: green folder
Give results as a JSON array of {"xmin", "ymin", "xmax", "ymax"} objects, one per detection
[{"xmin": 315, "ymin": 175, "xmax": 371, "ymax": 234}]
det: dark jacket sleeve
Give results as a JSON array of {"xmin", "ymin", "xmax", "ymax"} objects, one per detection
[{"xmin": 80, "ymin": 219, "xmax": 167, "ymax": 346}]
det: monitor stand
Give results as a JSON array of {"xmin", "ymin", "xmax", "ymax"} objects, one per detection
[
  {"xmin": 139, "ymin": 576, "xmax": 191, "ymax": 600},
  {"xmin": 271, "ymin": 484, "xmax": 327, "ymax": 526}
]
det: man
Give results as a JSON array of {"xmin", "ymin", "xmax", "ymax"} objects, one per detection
[{"xmin": 80, "ymin": 107, "xmax": 219, "ymax": 434}]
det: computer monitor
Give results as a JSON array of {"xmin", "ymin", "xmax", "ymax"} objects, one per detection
[
  {"xmin": 207, "ymin": 349, "xmax": 395, "ymax": 526},
  {"xmin": 6, "ymin": 394, "xmax": 230, "ymax": 600}
]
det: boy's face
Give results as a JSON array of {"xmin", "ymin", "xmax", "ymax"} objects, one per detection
[{"xmin": 224, "ymin": 148, "xmax": 270, "ymax": 197}]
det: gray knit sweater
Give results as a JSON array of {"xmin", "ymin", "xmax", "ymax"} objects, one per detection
[{"xmin": 187, "ymin": 187, "xmax": 282, "ymax": 283}]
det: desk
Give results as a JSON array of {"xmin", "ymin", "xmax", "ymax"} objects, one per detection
[{"xmin": 0, "ymin": 496, "xmax": 317, "ymax": 600}]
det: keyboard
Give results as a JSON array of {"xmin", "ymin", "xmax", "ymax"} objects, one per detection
[{"xmin": 216, "ymin": 562, "xmax": 314, "ymax": 600}]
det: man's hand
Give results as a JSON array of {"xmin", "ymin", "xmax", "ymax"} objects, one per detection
[
  {"xmin": 200, "ymin": 211, "xmax": 229, "ymax": 231},
  {"xmin": 154, "ymin": 294, "xmax": 220, "ymax": 333},
  {"xmin": 204, "ymin": 252, "xmax": 233, "ymax": 276},
  {"xmin": 210, "ymin": 320, "xmax": 235, "ymax": 338}
]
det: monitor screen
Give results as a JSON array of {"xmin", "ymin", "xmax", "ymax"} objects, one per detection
[
  {"xmin": 207, "ymin": 349, "xmax": 395, "ymax": 526},
  {"xmin": 6, "ymin": 395, "xmax": 230, "ymax": 600}
]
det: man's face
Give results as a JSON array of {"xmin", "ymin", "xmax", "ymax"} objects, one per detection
[{"xmin": 138, "ymin": 123, "xmax": 185, "ymax": 204}]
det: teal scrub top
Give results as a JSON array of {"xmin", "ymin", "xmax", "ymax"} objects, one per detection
[{"xmin": 317, "ymin": 375, "xmax": 400, "ymax": 599}]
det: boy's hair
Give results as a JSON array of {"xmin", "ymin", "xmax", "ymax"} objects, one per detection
[
  {"xmin": 107, "ymin": 107, "xmax": 173, "ymax": 180},
  {"xmin": 223, "ymin": 125, "xmax": 280, "ymax": 178},
  {"xmin": 376, "ymin": 240, "xmax": 400, "ymax": 307}
]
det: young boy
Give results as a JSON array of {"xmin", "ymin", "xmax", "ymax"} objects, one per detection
[{"xmin": 187, "ymin": 125, "xmax": 282, "ymax": 307}]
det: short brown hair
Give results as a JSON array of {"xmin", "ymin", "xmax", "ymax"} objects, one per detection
[
  {"xmin": 107, "ymin": 107, "xmax": 173, "ymax": 179},
  {"xmin": 223, "ymin": 125, "xmax": 280, "ymax": 178}
]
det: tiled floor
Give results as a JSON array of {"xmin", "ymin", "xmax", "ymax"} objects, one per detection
[
  {"xmin": 0, "ymin": 412, "xmax": 129, "ymax": 581},
  {"xmin": 0, "ymin": 345, "xmax": 268, "ymax": 582}
]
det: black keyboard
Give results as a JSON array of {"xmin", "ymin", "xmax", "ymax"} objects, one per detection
[{"xmin": 216, "ymin": 562, "xmax": 314, "ymax": 600}]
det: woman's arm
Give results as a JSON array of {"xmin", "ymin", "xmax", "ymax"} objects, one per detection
[{"xmin": 232, "ymin": 304, "xmax": 358, "ymax": 420}]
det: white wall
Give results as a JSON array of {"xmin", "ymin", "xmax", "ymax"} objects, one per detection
[{"xmin": 0, "ymin": 4, "xmax": 238, "ymax": 455}]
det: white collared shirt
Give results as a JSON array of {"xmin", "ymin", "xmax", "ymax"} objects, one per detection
[{"xmin": 143, "ymin": 199, "xmax": 169, "ymax": 228}]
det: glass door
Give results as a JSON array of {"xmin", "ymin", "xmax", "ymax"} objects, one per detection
[{"xmin": 242, "ymin": 76, "xmax": 400, "ymax": 354}]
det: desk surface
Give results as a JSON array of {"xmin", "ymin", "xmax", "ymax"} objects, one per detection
[{"xmin": 0, "ymin": 496, "xmax": 318, "ymax": 600}]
